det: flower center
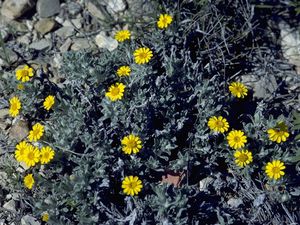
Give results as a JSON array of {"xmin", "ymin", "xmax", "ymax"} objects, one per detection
[
  {"xmin": 20, "ymin": 70, "xmax": 28, "ymax": 78},
  {"xmin": 43, "ymin": 152, "xmax": 49, "ymax": 159},
  {"xmin": 128, "ymin": 181, "xmax": 137, "ymax": 189},
  {"xmin": 27, "ymin": 152, "xmax": 34, "ymax": 160},
  {"xmin": 238, "ymin": 154, "xmax": 248, "ymax": 162},
  {"xmin": 272, "ymin": 166, "xmax": 280, "ymax": 174},
  {"xmin": 234, "ymin": 136, "xmax": 240, "ymax": 142},
  {"xmin": 111, "ymin": 87, "xmax": 120, "ymax": 96},
  {"xmin": 139, "ymin": 52, "xmax": 148, "ymax": 59},
  {"xmin": 11, "ymin": 103, "xmax": 18, "ymax": 111},
  {"xmin": 216, "ymin": 121, "xmax": 224, "ymax": 128},
  {"xmin": 127, "ymin": 140, "xmax": 137, "ymax": 149},
  {"xmin": 33, "ymin": 129, "xmax": 40, "ymax": 136}
]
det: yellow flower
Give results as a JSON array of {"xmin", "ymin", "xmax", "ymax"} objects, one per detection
[
  {"xmin": 24, "ymin": 174, "xmax": 35, "ymax": 189},
  {"xmin": 122, "ymin": 176, "xmax": 143, "ymax": 196},
  {"xmin": 117, "ymin": 66, "xmax": 131, "ymax": 77},
  {"xmin": 41, "ymin": 212, "xmax": 49, "ymax": 222},
  {"xmin": 40, "ymin": 146, "xmax": 55, "ymax": 164},
  {"xmin": 43, "ymin": 95, "xmax": 55, "ymax": 111},
  {"xmin": 15, "ymin": 141, "xmax": 29, "ymax": 162},
  {"xmin": 267, "ymin": 122, "xmax": 289, "ymax": 143},
  {"xmin": 17, "ymin": 83, "xmax": 25, "ymax": 90},
  {"xmin": 227, "ymin": 130, "xmax": 247, "ymax": 149},
  {"xmin": 115, "ymin": 30, "xmax": 131, "ymax": 42},
  {"xmin": 157, "ymin": 14, "xmax": 173, "ymax": 29},
  {"xmin": 229, "ymin": 82, "xmax": 248, "ymax": 98},
  {"xmin": 121, "ymin": 134, "xmax": 142, "ymax": 154},
  {"xmin": 265, "ymin": 160, "xmax": 285, "ymax": 180},
  {"xmin": 134, "ymin": 47, "xmax": 153, "ymax": 64},
  {"xmin": 234, "ymin": 149, "xmax": 253, "ymax": 167},
  {"xmin": 23, "ymin": 144, "xmax": 40, "ymax": 167},
  {"xmin": 207, "ymin": 116, "xmax": 229, "ymax": 133},
  {"xmin": 105, "ymin": 83, "xmax": 126, "ymax": 101},
  {"xmin": 9, "ymin": 96, "xmax": 21, "ymax": 117},
  {"xmin": 28, "ymin": 123, "xmax": 44, "ymax": 142},
  {"xmin": 16, "ymin": 65, "xmax": 34, "ymax": 82}
]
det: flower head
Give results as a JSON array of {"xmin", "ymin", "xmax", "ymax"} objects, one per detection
[
  {"xmin": 121, "ymin": 134, "xmax": 142, "ymax": 154},
  {"xmin": 122, "ymin": 176, "xmax": 143, "ymax": 196},
  {"xmin": 265, "ymin": 160, "xmax": 285, "ymax": 180},
  {"xmin": 134, "ymin": 47, "xmax": 153, "ymax": 64},
  {"xmin": 157, "ymin": 14, "xmax": 173, "ymax": 29},
  {"xmin": 117, "ymin": 66, "xmax": 131, "ymax": 77},
  {"xmin": 28, "ymin": 123, "xmax": 44, "ymax": 142},
  {"xmin": 43, "ymin": 95, "xmax": 55, "ymax": 111},
  {"xmin": 207, "ymin": 116, "xmax": 229, "ymax": 133},
  {"xmin": 23, "ymin": 144, "xmax": 40, "ymax": 167},
  {"xmin": 227, "ymin": 130, "xmax": 247, "ymax": 149},
  {"xmin": 24, "ymin": 174, "xmax": 34, "ymax": 189},
  {"xmin": 41, "ymin": 212, "xmax": 49, "ymax": 222},
  {"xmin": 115, "ymin": 30, "xmax": 131, "ymax": 42},
  {"xmin": 234, "ymin": 149, "xmax": 253, "ymax": 167},
  {"xmin": 15, "ymin": 141, "xmax": 29, "ymax": 162},
  {"xmin": 267, "ymin": 122, "xmax": 289, "ymax": 143},
  {"xmin": 17, "ymin": 83, "xmax": 25, "ymax": 90},
  {"xmin": 16, "ymin": 65, "xmax": 34, "ymax": 82},
  {"xmin": 40, "ymin": 146, "xmax": 55, "ymax": 164},
  {"xmin": 229, "ymin": 82, "xmax": 248, "ymax": 98},
  {"xmin": 9, "ymin": 96, "xmax": 21, "ymax": 117},
  {"xmin": 105, "ymin": 83, "xmax": 126, "ymax": 102}
]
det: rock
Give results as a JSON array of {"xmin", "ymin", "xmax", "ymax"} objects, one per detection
[
  {"xmin": 71, "ymin": 18, "xmax": 82, "ymax": 29},
  {"xmin": 34, "ymin": 18, "xmax": 56, "ymax": 35},
  {"xmin": 8, "ymin": 20, "xmax": 28, "ymax": 32},
  {"xmin": 59, "ymin": 38, "xmax": 72, "ymax": 52},
  {"xmin": 227, "ymin": 197, "xmax": 243, "ymax": 208},
  {"xmin": 0, "ymin": 109, "xmax": 9, "ymax": 131},
  {"xmin": 0, "ymin": 48, "xmax": 18, "ymax": 67},
  {"xmin": 29, "ymin": 39, "xmax": 52, "ymax": 50},
  {"xmin": 3, "ymin": 199, "xmax": 16, "ymax": 212},
  {"xmin": 67, "ymin": 2, "xmax": 82, "ymax": 16},
  {"xmin": 0, "ymin": 28, "xmax": 9, "ymax": 42},
  {"xmin": 17, "ymin": 33, "xmax": 31, "ymax": 45},
  {"xmin": 87, "ymin": 1, "xmax": 106, "ymax": 20},
  {"xmin": 55, "ymin": 26, "xmax": 75, "ymax": 38},
  {"xmin": 0, "ymin": 171, "xmax": 8, "ymax": 187},
  {"xmin": 241, "ymin": 74, "xmax": 277, "ymax": 99},
  {"xmin": 95, "ymin": 32, "xmax": 118, "ymax": 52},
  {"xmin": 37, "ymin": 0, "xmax": 60, "ymax": 18},
  {"xmin": 52, "ymin": 53, "xmax": 63, "ymax": 69},
  {"xmin": 8, "ymin": 119, "xmax": 29, "ymax": 141},
  {"xmin": 199, "ymin": 177, "xmax": 214, "ymax": 191},
  {"xmin": 21, "ymin": 215, "xmax": 40, "ymax": 225},
  {"xmin": 1, "ymin": 0, "xmax": 35, "ymax": 20},
  {"xmin": 280, "ymin": 22, "xmax": 300, "ymax": 74},
  {"xmin": 71, "ymin": 38, "xmax": 93, "ymax": 51},
  {"xmin": 0, "ymin": 108, "xmax": 9, "ymax": 119},
  {"xmin": 105, "ymin": 0, "xmax": 126, "ymax": 14}
]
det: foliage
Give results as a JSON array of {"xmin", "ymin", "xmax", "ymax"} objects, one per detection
[{"xmin": 0, "ymin": 0, "xmax": 299, "ymax": 224}]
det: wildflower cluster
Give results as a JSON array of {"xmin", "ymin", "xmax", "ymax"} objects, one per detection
[{"xmin": 207, "ymin": 83, "xmax": 289, "ymax": 180}]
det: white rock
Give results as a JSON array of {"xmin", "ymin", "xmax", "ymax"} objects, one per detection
[
  {"xmin": 280, "ymin": 21, "xmax": 300, "ymax": 74},
  {"xmin": 21, "ymin": 215, "xmax": 40, "ymax": 225},
  {"xmin": 95, "ymin": 32, "xmax": 118, "ymax": 52},
  {"xmin": 59, "ymin": 38, "xmax": 72, "ymax": 52},
  {"xmin": 87, "ymin": 1, "xmax": 106, "ymax": 20},
  {"xmin": 105, "ymin": 0, "xmax": 126, "ymax": 14},
  {"xmin": 29, "ymin": 39, "xmax": 52, "ymax": 50},
  {"xmin": 3, "ymin": 199, "xmax": 16, "ymax": 212},
  {"xmin": 1, "ymin": 0, "xmax": 35, "ymax": 20},
  {"xmin": 71, "ymin": 38, "xmax": 93, "ymax": 51},
  {"xmin": 55, "ymin": 26, "xmax": 75, "ymax": 38},
  {"xmin": 227, "ymin": 198, "xmax": 243, "ymax": 208},
  {"xmin": 199, "ymin": 177, "xmax": 214, "ymax": 191}
]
